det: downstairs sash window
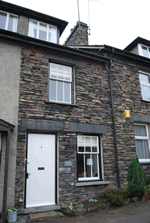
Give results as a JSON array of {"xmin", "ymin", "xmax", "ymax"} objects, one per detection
[{"xmin": 77, "ymin": 135, "xmax": 100, "ymax": 181}]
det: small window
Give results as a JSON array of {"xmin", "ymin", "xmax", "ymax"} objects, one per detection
[
  {"xmin": 134, "ymin": 124, "xmax": 150, "ymax": 163},
  {"xmin": 0, "ymin": 11, "xmax": 18, "ymax": 32},
  {"xmin": 28, "ymin": 19, "xmax": 57, "ymax": 43},
  {"xmin": 139, "ymin": 72, "xmax": 150, "ymax": 101},
  {"xmin": 77, "ymin": 135, "xmax": 100, "ymax": 181},
  {"xmin": 49, "ymin": 63, "xmax": 72, "ymax": 104},
  {"xmin": 138, "ymin": 44, "xmax": 150, "ymax": 58}
]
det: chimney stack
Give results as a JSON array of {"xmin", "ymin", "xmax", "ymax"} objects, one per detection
[{"xmin": 65, "ymin": 22, "xmax": 89, "ymax": 46}]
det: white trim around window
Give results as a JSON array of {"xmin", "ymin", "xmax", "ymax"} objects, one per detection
[
  {"xmin": 49, "ymin": 63, "xmax": 72, "ymax": 104},
  {"xmin": 28, "ymin": 19, "xmax": 57, "ymax": 43},
  {"xmin": 139, "ymin": 71, "xmax": 150, "ymax": 102},
  {"xmin": 134, "ymin": 124, "xmax": 150, "ymax": 163},
  {"xmin": 0, "ymin": 10, "xmax": 18, "ymax": 32},
  {"xmin": 77, "ymin": 135, "xmax": 100, "ymax": 181}
]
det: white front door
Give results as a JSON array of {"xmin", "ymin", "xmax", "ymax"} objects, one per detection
[{"xmin": 26, "ymin": 134, "xmax": 55, "ymax": 208}]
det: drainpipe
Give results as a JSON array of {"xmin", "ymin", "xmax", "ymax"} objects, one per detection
[{"xmin": 108, "ymin": 48, "xmax": 120, "ymax": 188}]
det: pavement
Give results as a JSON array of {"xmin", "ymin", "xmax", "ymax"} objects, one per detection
[{"xmin": 11, "ymin": 200, "xmax": 150, "ymax": 223}]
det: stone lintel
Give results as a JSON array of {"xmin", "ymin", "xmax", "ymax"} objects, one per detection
[
  {"xmin": 21, "ymin": 118, "xmax": 64, "ymax": 132},
  {"xmin": 131, "ymin": 114, "xmax": 150, "ymax": 123},
  {"xmin": 69, "ymin": 122, "xmax": 107, "ymax": 134}
]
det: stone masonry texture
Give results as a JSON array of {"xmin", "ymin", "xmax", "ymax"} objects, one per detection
[
  {"xmin": 15, "ymin": 43, "xmax": 150, "ymax": 209},
  {"xmin": 16, "ymin": 44, "xmax": 116, "ymax": 208},
  {"xmin": 65, "ymin": 22, "xmax": 88, "ymax": 45}
]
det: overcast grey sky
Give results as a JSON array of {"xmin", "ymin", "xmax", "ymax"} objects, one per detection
[{"xmin": 3, "ymin": 0, "xmax": 150, "ymax": 49}]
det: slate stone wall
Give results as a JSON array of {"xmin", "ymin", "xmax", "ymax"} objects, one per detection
[
  {"xmin": 15, "ymin": 45, "xmax": 117, "ymax": 207},
  {"xmin": 110, "ymin": 54, "xmax": 150, "ymax": 182},
  {"xmin": 16, "ymin": 44, "xmax": 150, "ymax": 208}
]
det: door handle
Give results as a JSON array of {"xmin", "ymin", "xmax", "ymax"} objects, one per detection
[{"xmin": 26, "ymin": 172, "xmax": 31, "ymax": 179}]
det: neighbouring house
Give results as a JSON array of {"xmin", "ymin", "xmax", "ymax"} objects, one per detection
[{"xmin": 0, "ymin": 0, "xmax": 150, "ymax": 215}]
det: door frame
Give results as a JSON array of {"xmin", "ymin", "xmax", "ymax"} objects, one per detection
[{"xmin": 24, "ymin": 132, "xmax": 57, "ymax": 208}]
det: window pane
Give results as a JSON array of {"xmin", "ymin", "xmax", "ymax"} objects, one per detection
[
  {"xmin": 85, "ymin": 154, "xmax": 91, "ymax": 177},
  {"xmin": 92, "ymin": 147, "xmax": 97, "ymax": 152},
  {"xmin": 58, "ymin": 72, "xmax": 64, "ymax": 80},
  {"xmin": 58, "ymin": 64, "xmax": 64, "ymax": 72},
  {"xmin": 77, "ymin": 154, "xmax": 84, "ymax": 178},
  {"xmin": 29, "ymin": 21, "xmax": 37, "ymax": 38},
  {"xmin": 51, "ymin": 71, "xmax": 57, "ymax": 79},
  {"xmin": 92, "ymin": 155, "xmax": 98, "ymax": 177},
  {"xmin": 141, "ymin": 85, "xmax": 150, "ymax": 101},
  {"xmin": 136, "ymin": 140, "xmax": 150, "ymax": 159},
  {"xmin": 65, "ymin": 66, "xmax": 71, "ymax": 74},
  {"xmin": 139, "ymin": 74, "xmax": 149, "ymax": 83},
  {"xmin": 134, "ymin": 125, "xmax": 147, "ymax": 137},
  {"xmin": 0, "ymin": 12, "xmax": 6, "ymax": 29},
  {"xmin": 8, "ymin": 15, "xmax": 18, "ymax": 32},
  {"xmin": 49, "ymin": 26, "xmax": 57, "ymax": 43},
  {"xmin": 78, "ymin": 136, "xmax": 84, "ymax": 144},
  {"xmin": 92, "ymin": 137, "xmax": 97, "ymax": 145},
  {"xmin": 39, "ymin": 23, "xmax": 47, "ymax": 41},
  {"xmin": 86, "ymin": 146, "xmax": 91, "ymax": 152},
  {"xmin": 50, "ymin": 80, "xmax": 56, "ymax": 101},
  {"xmin": 141, "ymin": 46, "xmax": 149, "ymax": 58},
  {"xmin": 51, "ymin": 63, "xmax": 57, "ymax": 70},
  {"xmin": 79, "ymin": 146, "xmax": 84, "ymax": 152},
  {"xmin": 65, "ymin": 74, "xmax": 71, "ymax": 81},
  {"xmin": 57, "ymin": 81, "xmax": 63, "ymax": 102},
  {"xmin": 85, "ymin": 137, "xmax": 91, "ymax": 145},
  {"xmin": 64, "ymin": 82, "xmax": 71, "ymax": 103}
]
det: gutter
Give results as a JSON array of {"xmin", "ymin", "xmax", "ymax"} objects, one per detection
[
  {"xmin": 0, "ymin": 30, "xmax": 109, "ymax": 64},
  {"xmin": 69, "ymin": 46, "xmax": 105, "ymax": 50}
]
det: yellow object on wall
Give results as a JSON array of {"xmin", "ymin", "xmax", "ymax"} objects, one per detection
[{"xmin": 124, "ymin": 110, "xmax": 130, "ymax": 118}]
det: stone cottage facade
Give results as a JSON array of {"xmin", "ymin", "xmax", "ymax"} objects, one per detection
[{"xmin": 1, "ymin": 0, "xmax": 150, "ymax": 215}]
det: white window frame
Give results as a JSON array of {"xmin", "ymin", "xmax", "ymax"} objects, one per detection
[
  {"xmin": 138, "ymin": 44, "xmax": 150, "ymax": 58},
  {"xmin": 77, "ymin": 135, "xmax": 100, "ymax": 181},
  {"xmin": 0, "ymin": 10, "xmax": 18, "ymax": 32},
  {"xmin": 28, "ymin": 19, "xmax": 57, "ymax": 43},
  {"xmin": 134, "ymin": 124, "xmax": 150, "ymax": 164},
  {"xmin": 139, "ymin": 71, "xmax": 150, "ymax": 102},
  {"xmin": 49, "ymin": 63, "xmax": 72, "ymax": 104}
]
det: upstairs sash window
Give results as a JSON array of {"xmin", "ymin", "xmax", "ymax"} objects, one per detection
[
  {"xmin": 49, "ymin": 63, "xmax": 72, "ymax": 104},
  {"xmin": 0, "ymin": 11, "xmax": 18, "ymax": 32},
  {"xmin": 28, "ymin": 19, "xmax": 57, "ymax": 43},
  {"xmin": 139, "ymin": 72, "xmax": 150, "ymax": 101}
]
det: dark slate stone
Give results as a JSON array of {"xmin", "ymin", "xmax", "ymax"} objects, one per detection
[
  {"xmin": 131, "ymin": 114, "xmax": 150, "ymax": 123},
  {"xmin": 69, "ymin": 122, "xmax": 107, "ymax": 134},
  {"xmin": 21, "ymin": 118, "xmax": 64, "ymax": 131}
]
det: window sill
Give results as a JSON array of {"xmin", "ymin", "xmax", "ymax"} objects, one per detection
[
  {"xmin": 75, "ymin": 181, "xmax": 111, "ymax": 187},
  {"xmin": 139, "ymin": 159, "xmax": 150, "ymax": 164},
  {"xmin": 45, "ymin": 101, "xmax": 78, "ymax": 107},
  {"xmin": 141, "ymin": 99, "xmax": 150, "ymax": 103}
]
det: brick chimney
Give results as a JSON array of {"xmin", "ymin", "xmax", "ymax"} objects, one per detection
[{"xmin": 65, "ymin": 21, "xmax": 89, "ymax": 46}]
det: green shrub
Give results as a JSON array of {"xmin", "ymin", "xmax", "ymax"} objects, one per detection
[
  {"xmin": 100, "ymin": 188, "xmax": 128, "ymax": 207},
  {"xmin": 127, "ymin": 157, "xmax": 146, "ymax": 198}
]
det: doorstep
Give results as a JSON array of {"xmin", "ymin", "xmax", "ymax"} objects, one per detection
[{"xmin": 19, "ymin": 205, "xmax": 60, "ymax": 214}]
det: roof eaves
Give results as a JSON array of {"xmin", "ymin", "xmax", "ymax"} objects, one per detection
[{"xmin": 0, "ymin": 29, "xmax": 109, "ymax": 63}]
